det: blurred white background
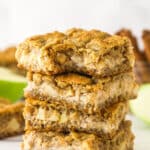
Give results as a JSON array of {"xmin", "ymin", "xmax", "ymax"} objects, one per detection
[{"xmin": 0, "ymin": 0, "xmax": 149, "ymax": 48}]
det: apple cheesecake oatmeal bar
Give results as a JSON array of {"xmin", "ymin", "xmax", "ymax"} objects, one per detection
[
  {"xmin": 16, "ymin": 28, "xmax": 135, "ymax": 77},
  {"xmin": 24, "ymin": 98, "xmax": 128, "ymax": 138},
  {"xmin": 15, "ymin": 28, "xmax": 138, "ymax": 150},
  {"xmin": 25, "ymin": 72, "xmax": 138, "ymax": 114},
  {"xmin": 0, "ymin": 99, "xmax": 24, "ymax": 139},
  {"xmin": 22, "ymin": 121, "xmax": 134, "ymax": 150}
]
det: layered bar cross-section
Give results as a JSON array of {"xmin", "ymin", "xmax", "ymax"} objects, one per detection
[
  {"xmin": 24, "ymin": 98, "xmax": 128, "ymax": 137},
  {"xmin": 22, "ymin": 121, "xmax": 134, "ymax": 150},
  {"xmin": 25, "ymin": 72, "xmax": 138, "ymax": 114}
]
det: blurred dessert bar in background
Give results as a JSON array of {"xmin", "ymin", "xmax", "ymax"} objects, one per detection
[
  {"xmin": 0, "ymin": 98, "xmax": 24, "ymax": 139},
  {"xmin": 116, "ymin": 29, "xmax": 150, "ymax": 83},
  {"xmin": 0, "ymin": 46, "xmax": 25, "ymax": 76},
  {"xmin": 0, "ymin": 47, "xmax": 16, "ymax": 67}
]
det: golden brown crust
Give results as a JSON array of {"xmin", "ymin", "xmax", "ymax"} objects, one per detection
[
  {"xmin": 22, "ymin": 121, "xmax": 134, "ymax": 150},
  {"xmin": 16, "ymin": 28, "xmax": 134, "ymax": 77},
  {"xmin": 0, "ymin": 101, "xmax": 25, "ymax": 139},
  {"xmin": 55, "ymin": 73, "xmax": 92, "ymax": 85}
]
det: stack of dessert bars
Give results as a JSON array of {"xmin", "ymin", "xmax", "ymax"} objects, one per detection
[{"xmin": 16, "ymin": 28, "xmax": 138, "ymax": 150}]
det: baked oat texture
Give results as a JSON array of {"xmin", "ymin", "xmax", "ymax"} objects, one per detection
[
  {"xmin": 24, "ymin": 98, "xmax": 128, "ymax": 138},
  {"xmin": 22, "ymin": 121, "xmax": 134, "ymax": 150},
  {"xmin": 16, "ymin": 28, "xmax": 135, "ymax": 77},
  {"xmin": 25, "ymin": 72, "xmax": 138, "ymax": 114},
  {"xmin": 0, "ymin": 46, "xmax": 25, "ymax": 75},
  {"xmin": 0, "ymin": 99, "xmax": 25, "ymax": 139}
]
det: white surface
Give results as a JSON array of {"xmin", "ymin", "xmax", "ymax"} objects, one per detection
[
  {"xmin": 0, "ymin": 115, "xmax": 150, "ymax": 150},
  {"xmin": 0, "ymin": 136, "xmax": 22, "ymax": 150},
  {"xmin": 128, "ymin": 115, "xmax": 150, "ymax": 150},
  {"xmin": 0, "ymin": 0, "xmax": 149, "ymax": 49}
]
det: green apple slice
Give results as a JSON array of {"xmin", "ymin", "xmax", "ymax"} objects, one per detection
[
  {"xmin": 0, "ymin": 67, "xmax": 27, "ymax": 102},
  {"xmin": 130, "ymin": 84, "xmax": 150, "ymax": 125}
]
